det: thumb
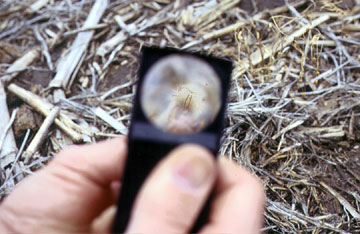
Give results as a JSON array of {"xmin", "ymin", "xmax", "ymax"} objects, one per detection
[{"xmin": 125, "ymin": 144, "xmax": 216, "ymax": 233}]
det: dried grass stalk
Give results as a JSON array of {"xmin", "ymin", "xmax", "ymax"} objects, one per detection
[
  {"xmin": 7, "ymin": 84, "xmax": 83, "ymax": 142},
  {"xmin": 22, "ymin": 107, "xmax": 60, "ymax": 164},
  {"xmin": 49, "ymin": 0, "xmax": 108, "ymax": 89}
]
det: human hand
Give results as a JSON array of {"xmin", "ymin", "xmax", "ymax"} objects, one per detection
[{"xmin": 0, "ymin": 137, "xmax": 265, "ymax": 233}]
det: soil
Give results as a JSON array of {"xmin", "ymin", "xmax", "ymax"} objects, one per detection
[
  {"xmin": 99, "ymin": 62, "xmax": 136, "ymax": 93},
  {"xmin": 319, "ymin": 152, "xmax": 360, "ymax": 223},
  {"xmin": 24, "ymin": 68, "xmax": 54, "ymax": 88},
  {"xmin": 240, "ymin": 0, "xmax": 285, "ymax": 12},
  {"xmin": 322, "ymin": 151, "xmax": 360, "ymax": 195},
  {"xmin": 0, "ymin": 42, "xmax": 22, "ymax": 64},
  {"xmin": 239, "ymin": 0, "xmax": 355, "ymax": 12},
  {"xmin": 13, "ymin": 104, "xmax": 41, "ymax": 138}
]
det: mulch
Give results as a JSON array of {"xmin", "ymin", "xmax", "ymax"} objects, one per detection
[{"xmin": 0, "ymin": 0, "xmax": 360, "ymax": 232}]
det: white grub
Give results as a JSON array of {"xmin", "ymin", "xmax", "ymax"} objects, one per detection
[{"xmin": 141, "ymin": 54, "xmax": 221, "ymax": 134}]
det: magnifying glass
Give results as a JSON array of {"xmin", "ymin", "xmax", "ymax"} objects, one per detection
[
  {"xmin": 141, "ymin": 54, "xmax": 222, "ymax": 134},
  {"xmin": 112, "ymin": 47, "xmax": 232, "ymax": 233}
]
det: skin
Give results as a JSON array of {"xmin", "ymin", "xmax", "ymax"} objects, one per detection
[{"xmin": 0, "ymin": 137, "xmax": 265, "ymax": 233}]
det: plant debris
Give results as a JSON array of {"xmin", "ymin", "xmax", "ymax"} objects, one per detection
[{"xmin": 0, "ymin": 0, "xmax": 360, "ymax": 232}]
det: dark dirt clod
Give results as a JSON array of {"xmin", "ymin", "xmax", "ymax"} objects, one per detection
[{"xmin": 13, "ymin": 104, "xmax": 39, "ymax": 138}]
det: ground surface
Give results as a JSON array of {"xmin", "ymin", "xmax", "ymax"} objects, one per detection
[
  {"xmin": 1, "ymin": 0, "xmax": 360, "ymax": 233},
  {"xmin": 241, "ymin": 0, "xmax": 286, "ymax": 12}
]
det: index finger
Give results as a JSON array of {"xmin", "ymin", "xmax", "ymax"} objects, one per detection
[
  {"xmin": 50, "ymin": 136, "xmax": 128, "ymax": 186},
  {"xmin": 200, "ymin": 157, "xmax": 265, "ymax": 233}
]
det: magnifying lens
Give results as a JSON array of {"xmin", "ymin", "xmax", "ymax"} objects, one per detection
[
  {"xmin": 141, "ymin": 54, "xmax": 222, "ymax": 134},
  {"xmin": 112, "ymin": 47, "xmax": 232, "ymax": 233}
]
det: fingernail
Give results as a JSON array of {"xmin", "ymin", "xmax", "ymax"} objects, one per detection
[{"xmin": 173, "ymin": 156, "xmax": 212, "ymax": 189}]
